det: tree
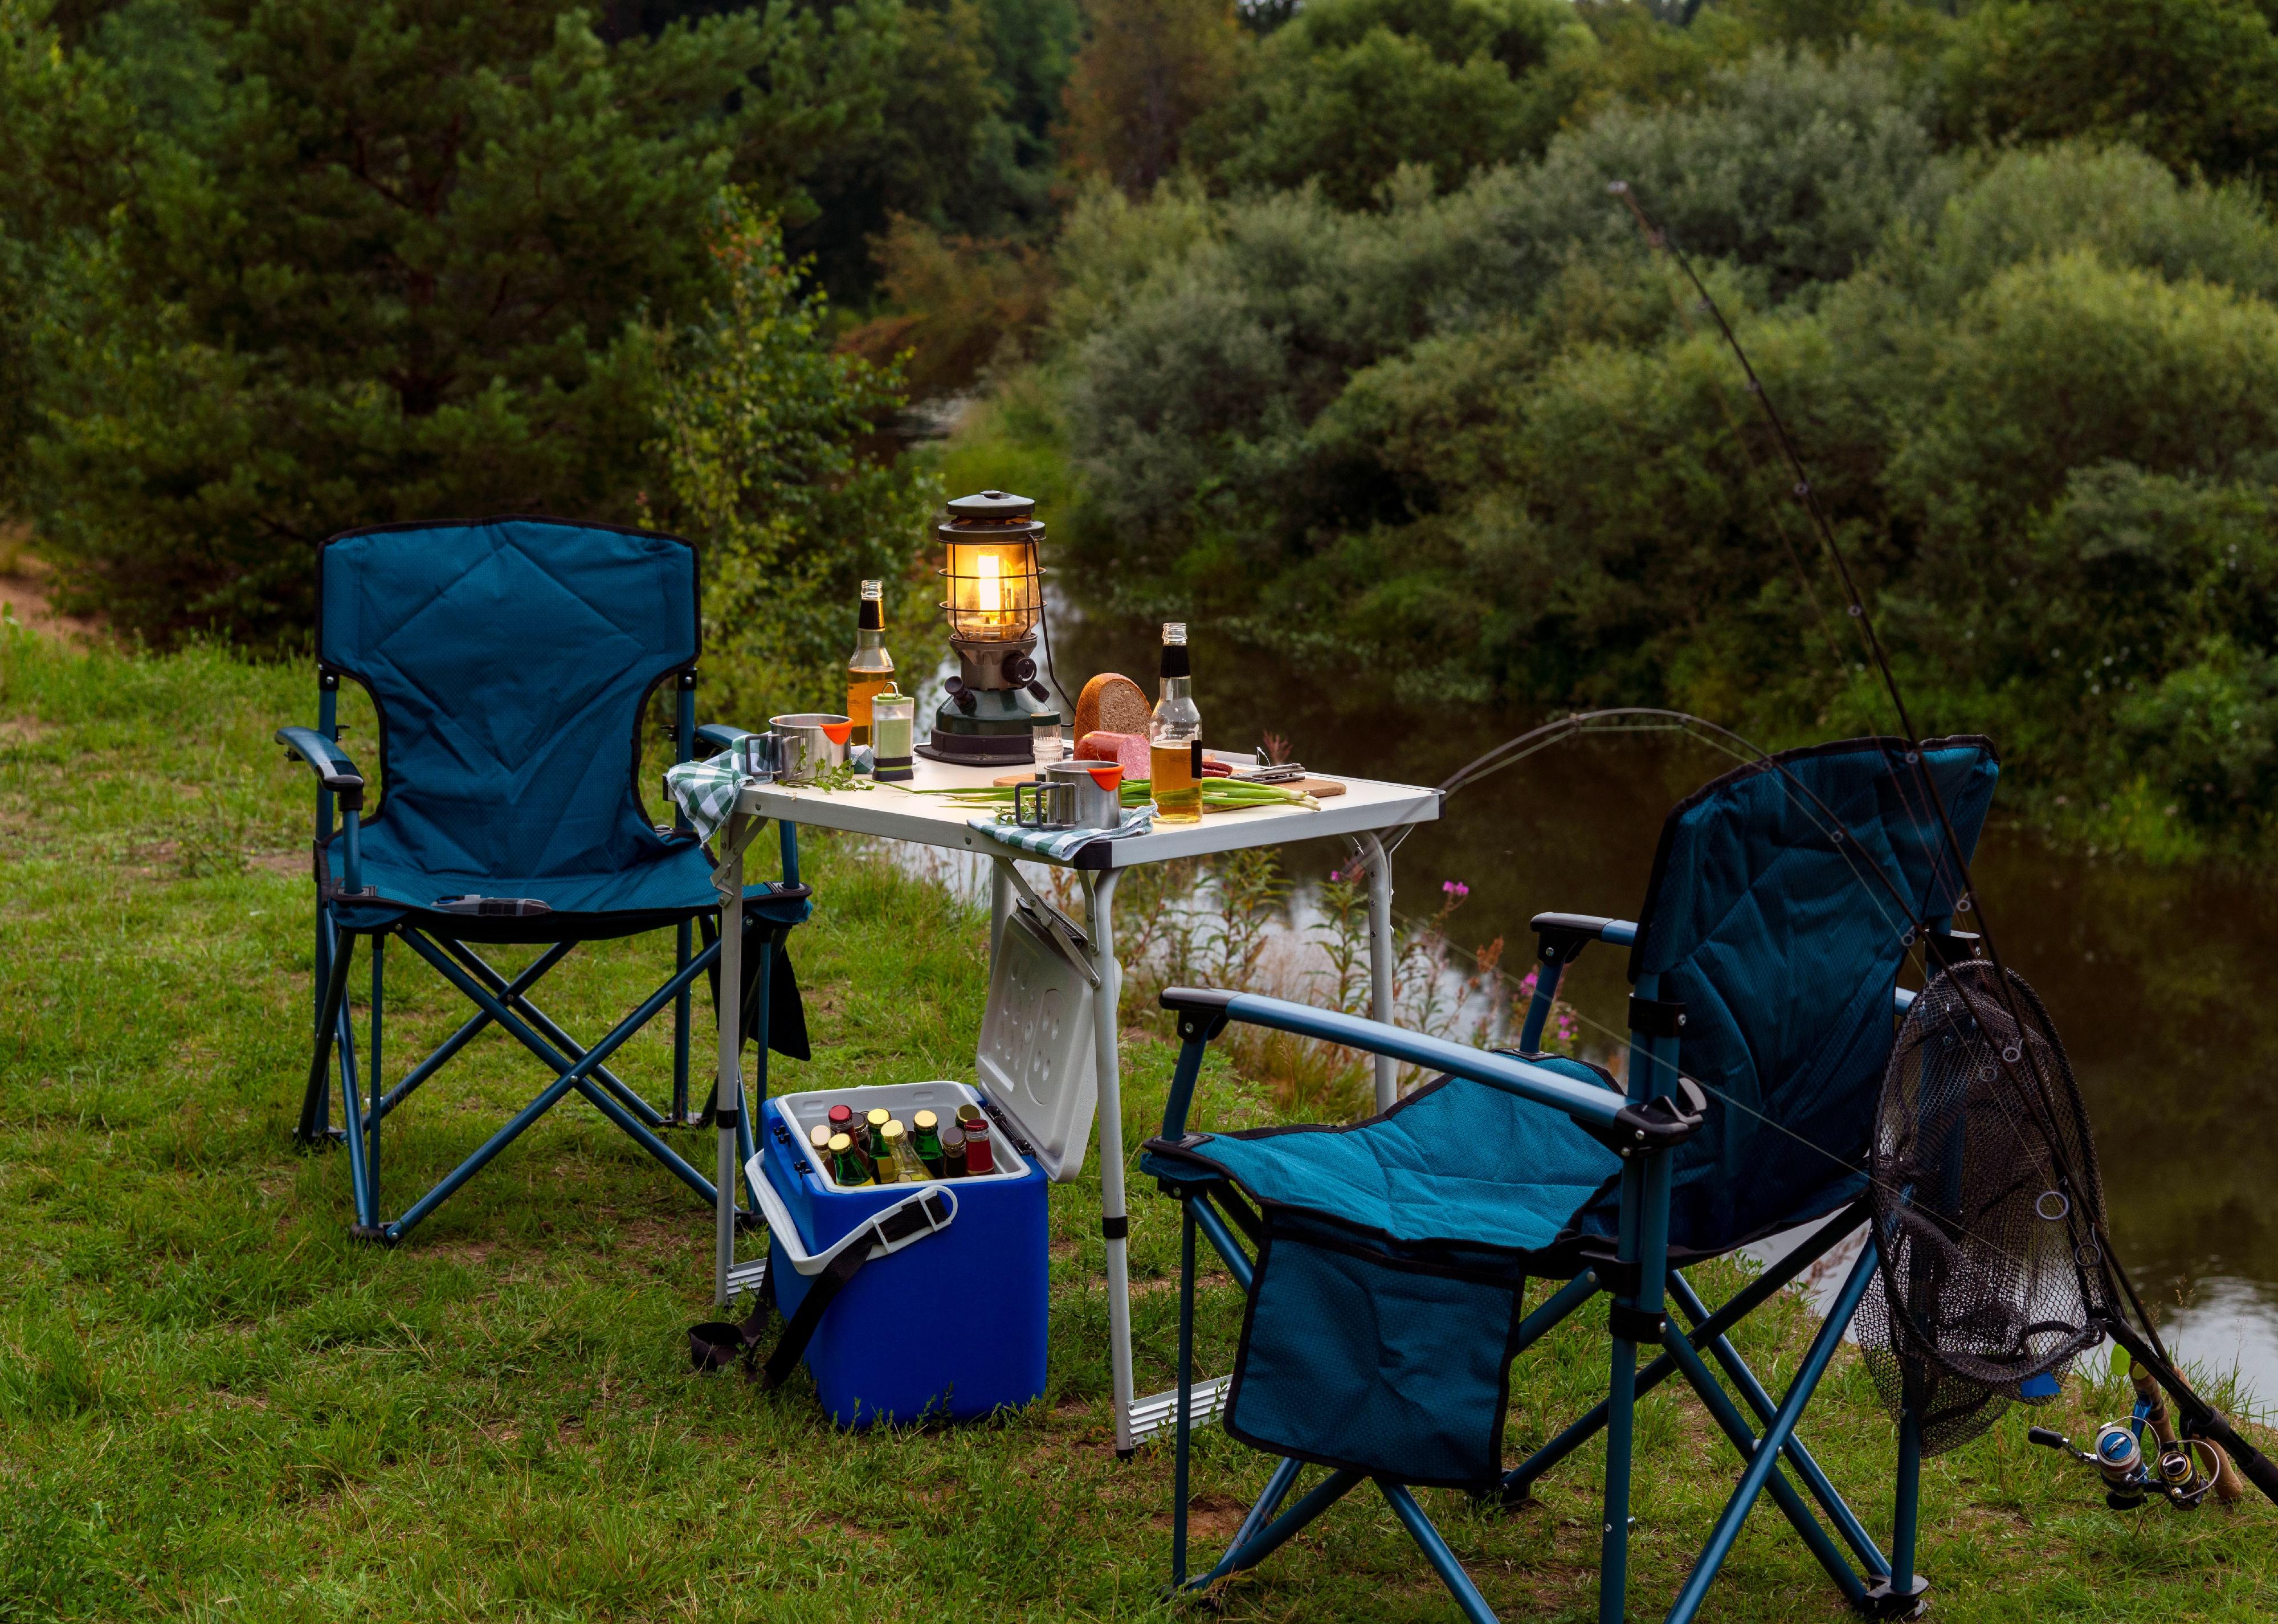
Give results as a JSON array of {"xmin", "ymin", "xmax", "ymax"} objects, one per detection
[
  {"xmin": 1940, "ymin": 0, "xmax": 2278, "ymax": 182},
  {"xmin": 0, "ymin": 0, "xmax": 900, "ymax": 643},
  {"xmin": 1187, "ymin": 0, "xmax": 1595, "ymax": 209},
  {"xmin": 647, "ymin": 199, "xmax": 941, "ymax": 716},
  {"xmin": 1060, "ymin": 0, "xmax": 1243, "ymax": 195}
]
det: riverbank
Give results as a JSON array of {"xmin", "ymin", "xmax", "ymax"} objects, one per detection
[{"xmin": 1, "ymin": 626, "xmax": 2271, "ymax": 1620}]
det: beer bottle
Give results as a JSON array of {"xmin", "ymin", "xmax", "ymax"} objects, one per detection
[
  {"xmin": 828, "ymin": 1132, "xmax": 869, "ymax": 1186},
  {"xmin": 940, "ymin": 1123, "xmax": 969, "ymax": 1178},
  {"xmin": 828, "ymin": 1103, "xmax": 855, "ymax": 1139},
  {"xmin": 1149, "ymin": 622, "xmax": 1202, "ymax": 824},
  {"xmin": 885, "ymin": 1119, "xmax": 930, "ymax": 1183},
  {"xmin": 964, "ymin": 1115, "xmax": 996, "ymax": 1175},
  {"xmin": 912, "ymin": 1109, "xmax": 947, "ymax": 1178},
  {"xmin": 870, "ymin": 1121, "xmax": 900, "ymax": 1185},
  {"xmin": 864, "ymin": 1107, "xmax": 892, "ymax": 1157},
  {"xmin": 846, "ymin": 580, "xmax": 896, "ymax": 748}
]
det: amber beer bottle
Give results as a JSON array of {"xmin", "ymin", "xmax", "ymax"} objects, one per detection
[
  {"xmin": 845, "ymin": 580, "xmax": 896, "ymax": 747},
  {"xmin": 1149, "ymin": 622, "xmax": 1202, "ymax": 823}
]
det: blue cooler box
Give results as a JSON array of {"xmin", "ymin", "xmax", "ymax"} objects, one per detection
[{"xmin": 752, "ymin": 1080, "xmax": 1047, "ymax": 1428}]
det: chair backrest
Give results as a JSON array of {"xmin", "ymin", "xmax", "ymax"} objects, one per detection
[
  {"xmin": 1609, "ymin": 736, "xmax": 1999, "ymax": 1256},
  {"xmin": 319, "ymin": 517, "xmax": 698, "ymax": 880}
]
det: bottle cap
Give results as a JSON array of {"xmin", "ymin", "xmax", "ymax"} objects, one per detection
[
  {"xmin": 882, "ymin": 1119, "xmax": 906, "ymax": 1143},
  {"xmin": 965, "ymin": 1116, "xmax": 990, "ymax": 1138},
  {"xmin": 941, "ymin": 1124, "xmax": 965, "ymax": 1149},
  {"xmin": 827, "ymin": 1132, "xmax": 852, "ymax": 1154},
  {"xmin": 913, "ymin": 1109, "xmax": 938, "ymax": 1132},
  {"xmin": 956, "ymin": 1103, "xmax": 984, "ymax": 1127},
  {"xmin": 828, "ymin": 1104, "xmax": 853, "ymax": 1127},
  {"xmin": 807, "ymin": 1124, "xmax": 832, "ymax": 1150},
  {"xmin": 866, "ymin": 1108, "xmax": 891, "ymax": 1129},
  {"xmin": 860, "ymin": 580, "xmax": 883, "ymax": 601},
  {"xmin": 1162, "ymin": 622, "xmax": 1187, "ymax": 646}
]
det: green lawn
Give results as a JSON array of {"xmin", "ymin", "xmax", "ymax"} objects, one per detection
[{"xmin": 1, "ymin": 623, "xmax": 2271, "ymax": 1621}]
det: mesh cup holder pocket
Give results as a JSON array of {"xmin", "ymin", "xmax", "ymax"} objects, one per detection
[{"xmin": 1223, "ymin": 1217, "xmax": 1528, "ymax": 1489}]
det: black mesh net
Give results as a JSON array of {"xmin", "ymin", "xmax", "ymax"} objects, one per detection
[{"xmin": 1857, "ymin": 960, "xmax": 2112, "ymax": 1456}]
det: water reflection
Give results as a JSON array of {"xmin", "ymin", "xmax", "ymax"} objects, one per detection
[{"xmin": 1044, "ymin": 606, "xmax": 2278, "ymax": 1405}]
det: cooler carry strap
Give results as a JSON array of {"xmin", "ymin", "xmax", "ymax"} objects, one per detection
[{"xmin": 688, "ymin": 1184, "xmax": 956, "ymax": 1388}]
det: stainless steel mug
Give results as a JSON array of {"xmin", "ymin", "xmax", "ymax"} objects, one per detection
[
  {"xmin": 770, "ymin": 713, "xmax": 852, "ymax": 785},
  {"xmin": 1011, "ymin": 776, "xmax": 1076, "ymax": 830},
  {"xmin": 1048, "ymin": 760, "xmax": 1122, "ymax": 829}
]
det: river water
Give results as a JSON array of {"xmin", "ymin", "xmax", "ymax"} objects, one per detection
[{"xmin": 1038, "ymin": 605, "xmax": 2278, "ymax": 1407}]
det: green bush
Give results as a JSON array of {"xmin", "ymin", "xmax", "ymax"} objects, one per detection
[{"xmin": 1186, "ymin": 0, "xmax": 1594, "ymax": 208}]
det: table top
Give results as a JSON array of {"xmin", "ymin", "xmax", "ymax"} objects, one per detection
[{"xmin": 737, "ymin": 750, "xmax": 1439, "ymax": 869}]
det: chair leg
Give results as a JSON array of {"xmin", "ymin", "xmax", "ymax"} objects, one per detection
[
  {"xmin": 1664, "ymin": 1241, "xmax": 1881, "ymax": 1624},
  {"xmin": 1186, "ymin": 1468, "xmax": 1365, "ymax": 1591},
  {"xmin": 1172, "ymin": 1197, "xmax": 1198, "ymax": 1588},
  {"xmin": 1861, "ymin": 1406, "xmax": 1930, "ymax": 1617},
  {"xmin": 1658, "ymin": 1320, "xmax": 1870, "ymax": 1607},
  {"xmin": 1500, "ymin": 1205, "xmax": 1864, "ymax": 1508},
  {"xmin": 1667, "ymin": 1268, "xmax": 1890, "ymax": 1579},
  {"xmin": 1380, "ymin": 1482, "xmax": 1500, "ymax": 1624},
  {"xmin": 673, "ymin": 919, "xmax": 692, "ymax": 1123},
  {"xmin": 437, "ymin": 938, "xmax": 666, "ymax": 1129},
  {"xmin": 299, "ymin": 922, "xmax": 356, "ymax": 1144},
  {"xmin": 367, "ymin": 932, "xmax": 384, "ymax": 1226}
]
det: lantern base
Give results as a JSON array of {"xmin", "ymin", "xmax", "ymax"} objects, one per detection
[{"xmin": 925, "ymin": 681, "xmax": 1062, "ymax": 766}]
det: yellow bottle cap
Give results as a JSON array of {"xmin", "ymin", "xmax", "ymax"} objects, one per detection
[
  {"xmin": 808, "ymin": 1124, "xmax": 832, "ymax": 1150},
  {"xmin": 866, "ymin": 1108, "xmax": 891, "ymax": 1129},
  {"xmin": 882, "ymin": 1119, "xmax": 906, "ymax": 1142},
  {"xmin": 827, "ymin": 1132, "xmax": 852, "ymax": 1154},
  {"xmin": 913, "ymin": 1109, "xmax": 938, "ymax": 1132}
]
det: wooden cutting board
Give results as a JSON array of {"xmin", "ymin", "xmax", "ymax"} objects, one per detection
[{"xmin": 990, "ymin": 773, "xmax": 1346, "ymax": 807}]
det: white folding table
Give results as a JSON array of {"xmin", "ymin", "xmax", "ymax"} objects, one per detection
[{"xmin": 705, "ymin": 752, "xmax": 1439, "ymax": 1452}]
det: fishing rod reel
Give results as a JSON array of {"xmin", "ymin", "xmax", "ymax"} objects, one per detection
[{"xmin": 2027, "ymin": 1421, "xmax": 2230, "ymax": 1511}]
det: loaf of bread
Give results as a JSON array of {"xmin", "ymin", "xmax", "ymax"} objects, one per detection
[{"xmin": 1074, "ymin": 672, "xmax": 1150, "ymax": 742}]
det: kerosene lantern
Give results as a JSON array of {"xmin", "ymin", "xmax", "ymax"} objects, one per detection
[{"xmin": 918, "ymin": 490, "xmax": 1062, "ymax": 765}]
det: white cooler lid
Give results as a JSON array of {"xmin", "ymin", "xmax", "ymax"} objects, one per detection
[{"xmin": 975, "ymin": 901, "xmax": 1099, "ymax": 1182}]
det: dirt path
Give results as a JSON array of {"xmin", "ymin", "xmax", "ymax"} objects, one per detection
[{"xmin": 0, "ymin": 529, "xmax": 105, "ymax": 641}]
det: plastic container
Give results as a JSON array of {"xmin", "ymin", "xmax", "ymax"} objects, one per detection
[{"xmin": 753, "ymin": 1079, "xmax": 1047, "ymax": 1427}]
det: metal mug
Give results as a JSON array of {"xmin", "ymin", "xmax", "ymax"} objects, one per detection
[
  {"xmin": 738, "ymin": 731, "xmax": 783, "ymax": 781},
  {"xmin": 1048, "ymin": 760, "xmax": 1123, "ymax": 829},
  {"xmin": 770, "ymin": 713, "xmax": 852, "ymax": 785},
  {"xmin": 1011, "ymin": 776, "xmax": 1076, "ymax": 830}
]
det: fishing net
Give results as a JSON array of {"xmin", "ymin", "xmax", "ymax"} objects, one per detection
[{"xmin": 1857, "ymin": 960, "xmax": 2111, "ymax": 1456}]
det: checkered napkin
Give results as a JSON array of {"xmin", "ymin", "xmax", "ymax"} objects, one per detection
[
  {"xmin": 664, "ymin": 757, "xmax": 746, "ymax": 842},
  {"xmin": 966, "ymin": 806, "xmax": 1153, "ymax": 860}
]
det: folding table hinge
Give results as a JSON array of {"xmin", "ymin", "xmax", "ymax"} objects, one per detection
[
  {"xmin": 1607, "ymin": 1302, "xmax": 1667, "ymax": 1344},
  {"xmin": 1627, "ymin": 994, "xmax": 1687, "ymax": 1038}
]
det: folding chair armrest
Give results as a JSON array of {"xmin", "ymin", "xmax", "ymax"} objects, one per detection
[
  {"xmin": 1529, "ymin": 912, "xmax": 1637, "ymax": 965},
  {"xmin": 695, "ymin": 722, "xmax": 758, "ymax": 757},
  {"xmin": 1156, "ymin": 988, "xmax": 1652, "ymax": 1142},
  {"xmin": 276, "ymin": 726, "xmax": 365, "ymax": 808}
]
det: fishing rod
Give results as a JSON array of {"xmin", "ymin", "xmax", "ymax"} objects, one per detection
[{"xmin": 1599, "ymin": 180, "xmax": 2278, "ymax": 1507}]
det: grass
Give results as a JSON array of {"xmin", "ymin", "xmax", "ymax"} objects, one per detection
[{"xmin": 0, "ymin": 622, "xmax": 2272, "ymax": 1622}]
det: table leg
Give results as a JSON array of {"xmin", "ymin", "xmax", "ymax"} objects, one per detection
[
  {"xmin": 713, "ymin": 819, "xmax": 745, "ymax": 1309},
  {"xmin": 1084, "ymin": 867, "xmax": 1138, "ymax": 1456},
  {"xmin": 990, "ymin": 857, "xmax": 1013, "ymax": 970},
  {"xmin": 1361, "ymin": 831, "xmax": 1397, "ymax": 1111}
]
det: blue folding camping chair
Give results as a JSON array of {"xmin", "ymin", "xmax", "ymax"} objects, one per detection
[
  {"xmin": 277, "ymin": 517, "xmax": 811, "ymax": 1244},
  {"xmin": 1142, "ymin": 735, "xmax": 1999, "ymax": 1622}
]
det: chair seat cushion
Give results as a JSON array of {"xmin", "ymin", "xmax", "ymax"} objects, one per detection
[
  {"xmin": 323, "ymin": 827, "xmax": 801, "ymax": 942},
  {"xmin": 1143, "ymin": 1057, "xmax": 1625, "ymax": 1259}
]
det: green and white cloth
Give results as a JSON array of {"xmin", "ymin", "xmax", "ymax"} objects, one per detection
[
  {"xmin": 664, "ymin": 758, "xmax": 746, "ymax": 842},
  {"xmin": 966, "ymin": 807, "xmax": 1152, "ymax": 861}
]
